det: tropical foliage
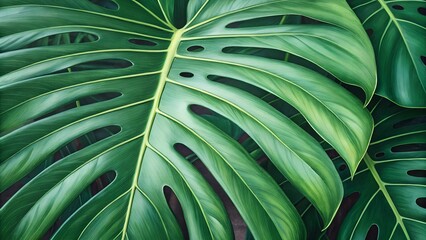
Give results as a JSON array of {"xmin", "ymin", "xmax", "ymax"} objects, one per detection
[
  {"xmin": 347, "ymin": 0, "xmax": 426, "ymax": 107},
  {"xmin": 333, "ymin": 98, "xmax": 426, "ymax": 239},
  {"xmin": 0, "ymin": 0, "xmax": 424, "ymax": 239},
  {"xmin": 258, "ymin": 97, "xmax": 426, "ymax": 240}
]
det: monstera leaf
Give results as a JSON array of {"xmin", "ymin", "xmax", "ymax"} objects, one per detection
[
  {"xmin": 256, "ymin": 97, "xmax": 426, "ymax": 239},
  {"xmin": 347, "ymin": 0, "xmax": 426, "ymax": 107},
  {"xmin": 0, "ymin": 1, "xmax": 375, "ymax": 239},
  {"xmin": 331, "ymin": 98, "xmax": 426, "ymax": 239}
]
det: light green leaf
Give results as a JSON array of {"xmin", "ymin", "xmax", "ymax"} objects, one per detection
[{"xmin": 0, "ymin": 0, "xmax": 375, "ymax": 239}]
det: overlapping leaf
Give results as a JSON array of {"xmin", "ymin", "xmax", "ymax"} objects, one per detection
[
  {"xmin": 333, "ymin": 98, "xmax": 426, "ymax": 239},
  {"xmin": 260, "ymin": 97, "xmax": 426, "ymax": 239},
  {"xmin": 348, "ymin": 0, "xmax": 426, "ymax": 107},
  {"xmin": 0, "ymin": 0, "xmax": 375, "ymax": 239}
]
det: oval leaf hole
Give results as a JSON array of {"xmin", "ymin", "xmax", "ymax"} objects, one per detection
[
  {"xmin": 88, "ymin": 0, "xmax": 118, "ymax": 10},
  {"xmin": 421, "ymin": 56, "xmax": 426, "ymax": 66},
  {"xmin": 419, "ymin": 7, "xmax": 426, "ymax": 16},
  {"xmin": 129, "ymin": 38, "xmax": 157, "ymax": 46},
  {"xmin": 407, "ymin": 170, "xmax": 426, "ymax": 178},
  {"xmin": 189, "ymin": 104, "xmax": 213, "ymax": 115},
  {"xmin": 222, "ymin": 46, "xmax": 288, "ymax": 61},
  {"xmin": 163, "ymin": 186, "xmax": 188, "ymax": 239},
  {"xmin": 68, "ymin": 59, "xmax": 133, "ymax": 72},
  {"xmin": 366, "ymin": 224, "xmax": 378, "ymax": 240},
  {"xmin": 416, "ymin": 197, "xmax": 426, "ymax": 208},
  {"xmin": 187, "ymin": 45, "xmax": 205, "ymax": 52},
  {"xmin": 391, "ymin": 143, "xmax": 426, "ymax": 153},
  {"xmin": 226, "ymin": 15, "xmax": 283, "ymax": 28},
  {"xmin": 375, "ymin": 152, "xmax": 385, "ymax": 158},
  {"xmin": 393, "ymin": 116, "xmax": 426, "ymax": 128},
  {"xmin": 392, "ymin": 5, "xmax": 404, "ymax": 10},
  {"xmin": 179, "ymin": 72, "xmax": 194, "ymax": 78},
  {"xmin": 339, "ymin": 164, "xmax": 347, "ymax": 171},
  {"xmin": 173, "ymin": 143, "xmax": 196, "ymax": 161},
  {"xmin": 225, "ymin": 15, "xmax": 322, "ymax": 28}
]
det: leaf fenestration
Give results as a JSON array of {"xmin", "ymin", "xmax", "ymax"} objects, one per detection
[
  {"xmin": 0, "ymin": 1, "xmax": 376, "ymax": 239},
  {"xmin": 348, "ymin": 0, "xmax": 426, "ymax": 107}
]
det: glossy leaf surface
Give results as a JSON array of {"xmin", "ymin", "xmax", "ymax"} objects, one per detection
[
  {"xmin": 348, "ymin": 0, "xmax": 426, "ymax": 107},
  {"xmin": 0, "ymin": 0, "xmax": 375, "ymax": 239},
  {"xmin": 335, "ymin": 98, "xmax": 426, "ymax": 239}
]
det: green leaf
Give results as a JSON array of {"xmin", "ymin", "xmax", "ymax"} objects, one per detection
[
  {"xmin": 348, "ymin": 0, "xmax": 426, "ymax": 107},
  {"xmin": 335, "ymin": 98, "xmax": 426, "ymax": 239},
  {"xmin": 0, "ymin": 1, "xmax": 375, "ymax": 239}
]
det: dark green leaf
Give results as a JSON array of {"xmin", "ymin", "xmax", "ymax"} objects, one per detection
[{"xmin": 348, "ymin": 0, "xmax": 426, "ymax": 107}]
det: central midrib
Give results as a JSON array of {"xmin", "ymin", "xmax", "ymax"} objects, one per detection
[
  {"xmin": 377, "ymin": 0, "xmax": 423, "ymax": 90},
  {"xmin": 364, "ymin": 153, "xmax": 410, "ymax": 239},
  {"xmin": 120, "ymin": 28, "xmax": 184, "ymax": 239}
]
